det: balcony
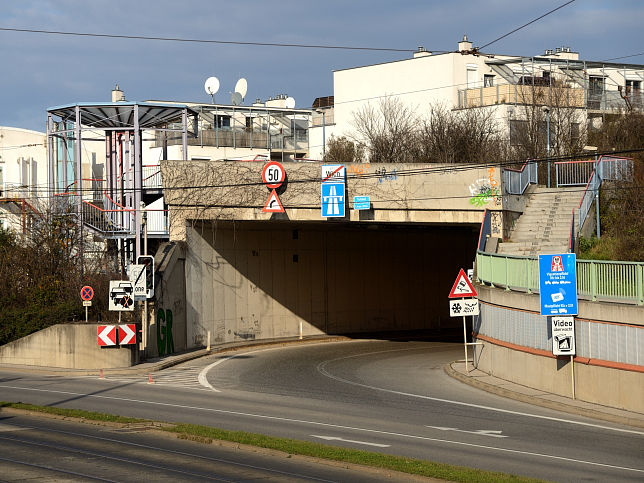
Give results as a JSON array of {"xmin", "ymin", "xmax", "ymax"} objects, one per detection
[{"xmin": 458, "ymin": 83, "xmax": 642, "ymax": 112}]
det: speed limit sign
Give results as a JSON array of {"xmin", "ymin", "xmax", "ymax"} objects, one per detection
[{"xmin": 262, "ymin": 161, "xmax": 286, "ymax": 189}]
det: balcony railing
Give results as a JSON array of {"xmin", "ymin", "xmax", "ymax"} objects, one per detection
[
  {"xmin": 458, "ymin": 83, "xmax": 642, "ymax": 111},
  {"xmin": 156, "ymin": 128, "xmax": 309, "ymax": 152}
]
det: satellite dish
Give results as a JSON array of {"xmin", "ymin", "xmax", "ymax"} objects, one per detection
[
  {"xmin": 231, "ymin": 92, "xmax": 242, "ymax": 106},
  {"xmin": 285, "ymin": 96, "xmax": 296, "ymax": 109},
  {"xmin": 234, "ymin": 78, "xmax": 248, "ymax": 99},
  {"xmin": 204, "ymin": 76, "xmax": 220, "ymax": 103},
  {"xmin": 204, "ymin": 76, "xmax": 220, "ymax": 95}
]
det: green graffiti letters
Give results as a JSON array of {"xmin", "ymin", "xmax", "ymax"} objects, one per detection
[{"xmin": 156, "ymin": 308, "xmax": 175, "ymax": 356}]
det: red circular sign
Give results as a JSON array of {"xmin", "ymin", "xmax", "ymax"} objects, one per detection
[
  {"xmin": 80, "ymin": 285, "xmax": 94, "ymax": 301},
  {"xmin": 262, "ymin": 161, "xmax": 286, "ymax": 189}
]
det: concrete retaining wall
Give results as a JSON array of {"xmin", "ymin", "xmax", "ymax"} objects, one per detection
[
  {"xmin": 0, "ymin": 324, "xmax": 138, "ymax": 369},
  {"xmin": 475, "ymin": 284, "xmax": 644, "ymax": 413}
]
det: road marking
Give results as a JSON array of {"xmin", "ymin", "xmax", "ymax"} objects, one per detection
[
  {"xmin": 316, "ymin": 349, "xmax": 644, "ymax": 436},
  {"xmin": 1, "ymin": 384, "xmax": 642, "ymax": 475},
  {"xmin": 311, "ymin": 435, "xmax": 390, "ymax": 448},
  {"xmin": 0, "ymin": 423, "xmax": 27, "ymax": 432},
  {"xmin": 426, "ymin": 426, "xmax": 508, "ymax": 438}
]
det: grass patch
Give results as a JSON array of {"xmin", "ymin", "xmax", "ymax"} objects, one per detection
[
  {"xmin": 0, "ymin": 402, "xmax": 146, "ymax": 424},
  {"xmin": 165, "ymin": 423, "xmax": 544, "ymax": 483},
  {"xmin": 1, "ymin": 402, "xmax": 543, "ymax": 482}
]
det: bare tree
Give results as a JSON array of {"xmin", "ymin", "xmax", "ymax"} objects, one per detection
[
  {"xmin": 416, "ymin": 105, "xmax": 506, "ymax": 164},
  {"xmin": 351, "ymin": 97, "xmax": 419, "ymax": 163}
]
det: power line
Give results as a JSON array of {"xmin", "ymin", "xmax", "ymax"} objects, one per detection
[
  {"xmin": 601, "ymin": 51, "xmax": 644, "ymax": 62},
  {"xmin": 0, "ymin": 26, "xmax": 419, "ymax": 53},
  {"xmin": 480, "ymin": 0, "xmax": 576, "ymax": 50}
]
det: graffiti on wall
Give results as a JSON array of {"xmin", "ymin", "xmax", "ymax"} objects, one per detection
[
  {"xmin": 490, "ymin": 210, "xmax": 503, "ymax": 237},
  {"xmin": 157, "ymin": 308, "xmax": 175, "ymax": 356},
  {"xmin": 376, "ymin": 167, "xmax": 398, "ymax": 183},
  {"xmin": 348, "ymin": 164, "xmax": 370, "ymax": 177},
  {"xmin": 468, "ymin": 172, "xmax": 501, "ymax": 207}
]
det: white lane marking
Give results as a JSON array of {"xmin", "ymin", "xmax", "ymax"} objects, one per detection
[
  {"xmin": 427, "ymin": 426, "xmax": 508, "ymax": 438},
  {"xmin": 316, "ymin": 351, "xmax": 644, "ymax": 436},
  {"xmin": 197, "ymin": 342, "xmax": 354, "ymax": 392},
  {"xmin": 0, "ymin": 423, "xmax": 27, "ymax": 433},
  {"xmin": 311, "ymin": 435, "xmax": 391, "ymax": 448},
  {"xmin": 198, "ymin": 346, "xmax": 290, "ymax": 392},
  {"xmin": 1, "ymin": 384, "xmax": 642, "ymax": 475}
]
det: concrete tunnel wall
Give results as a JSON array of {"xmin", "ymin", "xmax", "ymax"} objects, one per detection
[{"xmin": 184, "ymin": 220, "xmax": 478, "ymax": 347}]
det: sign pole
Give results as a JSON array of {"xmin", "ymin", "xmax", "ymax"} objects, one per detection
[
  {"xmin": 462, "ymin": 308, "xmax": 469, "ymax": 373},
  {"xmin": 85, "ymin": 305, "xmax": 88, "ymax": 323},
  {"xmin": 570, "ymin": 355, "xmax": 576, "ymax": 400}
]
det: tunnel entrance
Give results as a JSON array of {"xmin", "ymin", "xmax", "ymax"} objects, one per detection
[{"xmin": 185, "ymin": 220, "xmax": 478, "ymax": 342}]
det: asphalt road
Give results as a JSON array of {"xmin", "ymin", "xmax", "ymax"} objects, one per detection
[
  {"xmin": 1, "ymin": 340, "xmax": 642, "ymax": 482},
  {"xmin": 0, "ymin": 412, "xmax": 407, "ymax": 482}
]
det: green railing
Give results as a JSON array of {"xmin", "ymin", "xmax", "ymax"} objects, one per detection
[{"xmin": 476, "ymin": 251, "xmax": 644, "ymax": 305}]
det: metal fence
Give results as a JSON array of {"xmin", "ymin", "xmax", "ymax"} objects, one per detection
[
  {"xmin": 503, "ymin": 160, "xmax": 538, "ymax": 195},
  {"xmin": 476, "ymin": 251, "xmax": 644, "ymax": 305},
  {"xmin": 475, "ymin": 303, "xmax": 643, "ymax": 366}
]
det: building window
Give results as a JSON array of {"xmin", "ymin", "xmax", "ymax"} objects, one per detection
[
  {"xmin": 509, "ymin": 120, "xmax": 528, "ymax": 146},
  {"xmin": 626, "ymin": 80, "xmax": 641, "ymax": 95},
  {"xmin": 484, "ymin": 75, "xmax": 494, "ymax": 87}
]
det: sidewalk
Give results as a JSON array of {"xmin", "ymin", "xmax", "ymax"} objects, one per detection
[
  {"xmin": 0, "ymin": 335, "xmax": 349, "ymax": 378},
  {"xmin": 445, "ymin": 361, "xmax": 644, "ymax": 430}
]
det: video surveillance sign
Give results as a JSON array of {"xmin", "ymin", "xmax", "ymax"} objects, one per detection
[
  {"xmin": 539, "ymin": 254, "xmax": 578, "ymax": 316},
  {"xmin": 551, "ymin": 316, "xmax": 576, "ymax": 355}
]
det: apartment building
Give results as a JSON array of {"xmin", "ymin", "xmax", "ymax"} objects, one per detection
[{"xmin": 309, "ymin": 36, "xmax": 643, "ymax": 159}]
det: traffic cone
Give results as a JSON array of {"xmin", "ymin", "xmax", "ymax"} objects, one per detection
[{"xmin": 148, "ymin": 373, "xmax": 154, "ymax": 384}]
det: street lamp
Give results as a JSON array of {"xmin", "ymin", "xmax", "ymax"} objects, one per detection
[
  {"xmin": 543, "ymin": 107, "xmax": 551, "ymax": 188},
  {"xmin": 315, "ymin": 108, "xmax": 327, "ymax": 160}
]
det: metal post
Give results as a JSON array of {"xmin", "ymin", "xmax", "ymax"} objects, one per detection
[
  {"xmin": 322, "ymin": 111, "xmax": 326, "ymax": 160},
  {"xmin": 141, "ymin": 203, "xmax": 148, "ymax": 358},
  {"xmin": 595, "ymin": 154, "xmax": 600, "ymax": 239},
  {"xmin": 134, "ymin": 105, "xmax": 142, "ymax": 261},
  {"xmin": 570, "ymin": 355, "xmax": 576, "ymax": 399},
  {"xmin": 462, "ymin": 301, "xmax": 468, "ymax": 372},
  {"xmin": 545, "ymin": 108, "xmax": 551, "ymax": 188}
]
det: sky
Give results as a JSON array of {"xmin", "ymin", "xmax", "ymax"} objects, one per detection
[{"xmin": 1, "ymin": 0, "xmax": 643, "ymax": 132}]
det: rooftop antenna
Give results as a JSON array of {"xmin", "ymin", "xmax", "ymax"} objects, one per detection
[
  {"xmin": 285, "ymin": 96, "xmax": 296, "ymax": 109},
  {"xmin": 204, "ymin": 76, "xmax": 220, "ymax": 103},
  {"xmin": 231, "ymin": 91, "xmax": 242, "ymax": 106}
]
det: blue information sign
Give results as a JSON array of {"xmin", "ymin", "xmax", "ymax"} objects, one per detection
[
  {"xmin": 353, "ymin": 196, "xmax": 370, "ymax": 210},
  {"xmin": 538, "ymin": 253, "xmax": 578, "ymax": 316},
  {"xmin": 321, "ymin": 165, "xmax": 346, "ymax": 218}
]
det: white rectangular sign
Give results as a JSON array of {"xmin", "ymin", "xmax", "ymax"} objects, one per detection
[
  {"xmin": 109, "ymin": 280, "xmax": 134, "ymax": 311},
  {"xmin": 128, "ymin": 264, "xmax": 147, "ymax": 301},
  {"xmin": 551, "ymin": 316, "xmax": 576, "ymax": 355},
  {"xmin": 449, "ymin": 298, "xmax": 479, "ymax": 317}
]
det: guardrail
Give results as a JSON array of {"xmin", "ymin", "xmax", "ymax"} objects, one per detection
[
  {"xmin": 503, "ymin": 160, "xmax": 538, "ymax": 195},
  {"xmin": 476, "ymin": 251, "xmax": 644, "ymax": 305}
]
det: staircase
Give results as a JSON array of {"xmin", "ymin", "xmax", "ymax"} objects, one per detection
[{"xmin": 498, "ymin": 187, "xmax": 580, "ymax": 256}]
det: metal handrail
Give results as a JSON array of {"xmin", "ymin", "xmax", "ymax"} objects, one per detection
[
  {"xmin": 503, "ymin": 159, "xmax": 538, "ymax": 195},
  {"xmin": 476, "ymin": 250, "xmax": 644, "ymax": 305}
]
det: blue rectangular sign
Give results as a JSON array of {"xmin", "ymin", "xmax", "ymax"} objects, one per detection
[
  {"xmin": 322, "ymin": 183, "xmax": 345, "ymax": 217},
  {"xmin": 538, "ymin": 253, "xmax": 578, "ymax": 316},
  {"xmin": 353, "ymin": 196, "xmax": 370, "ymax": 210}
]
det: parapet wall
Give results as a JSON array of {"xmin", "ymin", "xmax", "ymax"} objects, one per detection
[
  {"xmin": 0, "ymin": 324, "xmax": 137, "ymax": 369},
  {"xmin": 474, "ymin": 284, "xmax": 644, "ymax": 412}
]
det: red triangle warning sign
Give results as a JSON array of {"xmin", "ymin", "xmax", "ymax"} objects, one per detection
[
  {"xmin": 262, "ymin": 189, "xmax": 285, "ymax": 213},
  {"xmin": 448, "ymin": 268, "xmax": 477, "ymax": 298}
]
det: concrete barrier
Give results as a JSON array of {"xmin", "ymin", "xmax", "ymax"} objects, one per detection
[{"xmin": 0, "ymin": 324, "xmax": 138, "ymax": 369}]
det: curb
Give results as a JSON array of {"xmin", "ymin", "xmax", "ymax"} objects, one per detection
[
  {"xmin": 443, "ymin": 362, "xmax": 644, "ymax": 430},
  {"xmin": 0, "ymin": 336, "xmax": 351, "ymax": 377}
]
